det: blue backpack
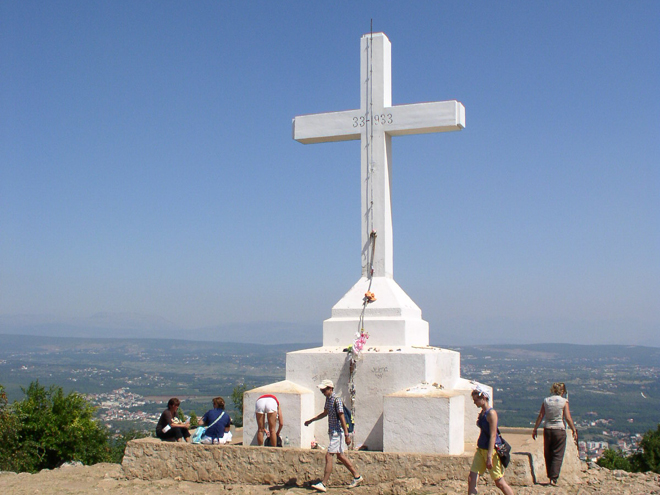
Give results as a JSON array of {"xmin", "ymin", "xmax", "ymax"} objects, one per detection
[{"xmin": 335, "ymin": 400, "xmax": 354, "ymax": 433}]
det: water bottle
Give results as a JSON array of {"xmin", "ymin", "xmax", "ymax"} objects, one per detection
[{"xmin": 284, "ymin": 436, "xmax": 290, "ymax": 446}]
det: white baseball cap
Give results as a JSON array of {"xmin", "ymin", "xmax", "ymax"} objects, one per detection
[{"xmin": 317, "ymin": 379, "xmax": 334, "ymax": 390}]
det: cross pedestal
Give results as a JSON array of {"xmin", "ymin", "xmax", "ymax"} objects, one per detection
[
  {"xmin": 243, "ymin": 33, "xmax": 490, "ymax": 454},
  {"xmin": 323, "ymin": 276, "xmax": 428, "ymax": 347}
]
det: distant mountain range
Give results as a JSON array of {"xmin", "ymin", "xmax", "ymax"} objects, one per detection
[
  {"xmin": 1, "ymin": 313, "xmax": 658, "ymax": 347},
  {"xmin": 0, "ymin": 313, "xmax": 321, "ymax": 345}
]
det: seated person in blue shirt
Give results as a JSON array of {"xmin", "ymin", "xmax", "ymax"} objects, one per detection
[{"xmin": 199, "ymin": 396, "xmax": 232, "ymax": 444}]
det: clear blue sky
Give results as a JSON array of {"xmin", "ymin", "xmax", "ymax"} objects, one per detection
[{"xmin": 1, "ymin": 1, "xmax": 658, "ymax": 345}]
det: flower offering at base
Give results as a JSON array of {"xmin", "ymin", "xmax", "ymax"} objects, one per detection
[{"xmin": 351, "ymin": 330, "xmax": 369, "ymax": 361}]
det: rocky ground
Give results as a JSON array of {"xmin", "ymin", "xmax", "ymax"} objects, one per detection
[{"xmin": 0, "ymin": 462, "xmax": 658, "ymax": 495}]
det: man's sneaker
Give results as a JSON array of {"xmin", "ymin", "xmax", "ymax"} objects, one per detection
[
  {"xmin": 349, "ymin": 475, "xmax": 363, "ymax": 488},
  {"xmin": 312, "ymin": 481, "xmax": 327, "ymax": 492}
]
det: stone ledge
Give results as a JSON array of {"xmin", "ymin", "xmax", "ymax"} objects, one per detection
[
  {"xmin": 499, "ymin": 427, "xmax": 585, "ymax": 485},
  {"xmin": 122, "ymin": 438, "xmax": 534, "ymax": 486}
]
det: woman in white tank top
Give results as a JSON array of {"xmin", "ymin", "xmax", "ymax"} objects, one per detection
[{"xmin": 532, "ymin": 383, "xmax": 578, "ymax": 485}]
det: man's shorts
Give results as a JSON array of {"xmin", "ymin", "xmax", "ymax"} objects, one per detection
[
  {"xmin": 327, "ymin": 430, "xmax": 347, "ymax": 454},
  {"xmin": 255, "ymin": 396, "xmax": 278, "ymax": 414},
  {"xmin": 470, "ymin": 448, "xmax": 505, "ymax": 480}
]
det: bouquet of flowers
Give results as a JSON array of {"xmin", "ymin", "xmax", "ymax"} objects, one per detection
[{"xmin": 347, "ymin": 329, "xmax": 369, "ymax": 362}]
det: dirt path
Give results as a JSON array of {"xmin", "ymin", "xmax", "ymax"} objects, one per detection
[{"xmin": 1, "ymin": 462, "xmax": 658, "ymax": 495}]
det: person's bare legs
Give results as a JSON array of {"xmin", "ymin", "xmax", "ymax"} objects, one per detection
[
  {"xmin": 467, "ymin": 471, "xmax": 479, "ymax": 494},
  {"xmin": 256, "ymin": 413, "xmax": 265, "ymax": 446},
  {"xmin": 321, "ymin": 451, "xmax": 334, "ymax": 485},
  {"xmin": 267, "ymin": 411, "xmax": 277, "ymax": 446},
  {"xmin": 494, "ymin": 477, "xmax": 514, "ymax": 495},
  {"xmin": 336, "ymin": 452, "xmax": 359, "ymax": 478}
]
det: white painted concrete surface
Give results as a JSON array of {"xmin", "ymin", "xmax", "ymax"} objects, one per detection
[
  {"xmin": 243, "ymin": 380, "xmax": 315, "ymax": 449},
  {"xmin": 384, "ymin": 385, "xmax": 465, "ymax": 454},
  {"xmin": 245, "ymin": 32, "xmax": 483, "ymax": 455},
  {"xmin": 322, "ymin": 277, "xmax": 430, "ymax": 347},
  {"xmin": 285, "ymin": 346, "xmax": 461, "ymax": 451}
]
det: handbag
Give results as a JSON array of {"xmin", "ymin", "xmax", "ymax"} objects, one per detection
[
  {"xmin": 495, "ymin": 429, "xmax": 512, "ymax": 467},
  {"xmin": 263, "ymin": 434, "xmax": 283, "ymax": 447},
  {"xmin": 191, "ymin": 426, "xmax": 206, "ymax": 443},
  {"xmin": 192, "ymin": 411, "xmax": 225, "ymax": 444}
]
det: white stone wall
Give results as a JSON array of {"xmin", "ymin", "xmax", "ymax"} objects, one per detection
[
  {"xmin": 286, "ymin": 346, "xmax": 461, "ymax": 451},
  {"xmin": 383, "ymin": 386, "xmax": 465, "ymax": 454},
  {"xmin": 242, "ymin": 380, "xmax": 315, "ymax": 449}
]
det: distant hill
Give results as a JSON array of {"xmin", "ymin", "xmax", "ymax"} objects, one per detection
[
  {"xmin": 446, "ymin": 342, "xmax": 660, "ymax": 367},
  {"xmin": 0, "ymin": 314, "xmax": 320, "ymax": 345}
]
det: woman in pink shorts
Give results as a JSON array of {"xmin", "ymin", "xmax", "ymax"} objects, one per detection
[{"xmin": 255, "ymin": 394, "xmax": 283, "ymax": 446}]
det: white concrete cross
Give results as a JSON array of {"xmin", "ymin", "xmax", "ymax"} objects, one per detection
[{"xmin": 293, "ymin": 33, "xmax": 465, "ymax": 279}]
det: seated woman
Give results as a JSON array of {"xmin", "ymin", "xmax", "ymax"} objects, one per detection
[
  {"xmin": 156, "ymin": 398, "xmax": 191, "ymax": 442},
  {"xmin": 199, "ymin": 396, "xmax": 232, "ymax": 444}
]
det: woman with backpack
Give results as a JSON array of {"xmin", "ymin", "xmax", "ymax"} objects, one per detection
[{"xmin": 468, "ymin": 385, "xmax": 514, "ymax": 495}]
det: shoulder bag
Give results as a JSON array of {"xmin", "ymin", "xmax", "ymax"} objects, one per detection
[{"xmin": 495, "ymin": 428, "xmax": 512, "ymax": 467}]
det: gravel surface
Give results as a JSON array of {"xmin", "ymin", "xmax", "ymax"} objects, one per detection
[{"xmin": 1, "ymin": 462, "xmax": 659, "ymax": 494}]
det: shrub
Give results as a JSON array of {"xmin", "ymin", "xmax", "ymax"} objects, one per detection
[
  {"xmin": 189, "ymin": 411, "xmax": 198, "ymax": 428},
  {"xmin": 231, "ymin": 384, "xmax": 247, "ymax": 427},
  {"xmin": 631, "ymin": 424, "xmax": 660, "ymax": 474},
  {"xmin": 597, "ymin": 424, "xmax": 660, "ymax": 474},
  {"xmin": 597, "ymin": 448, "xmax": 632, "ymax": 471},
  {"xmin": 0, "ymin": 385, "xmax": 23, "ymax": 471},
  {"xmin": 1, "ymin": 381, "xmax": 111, "ymax": 472}
]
